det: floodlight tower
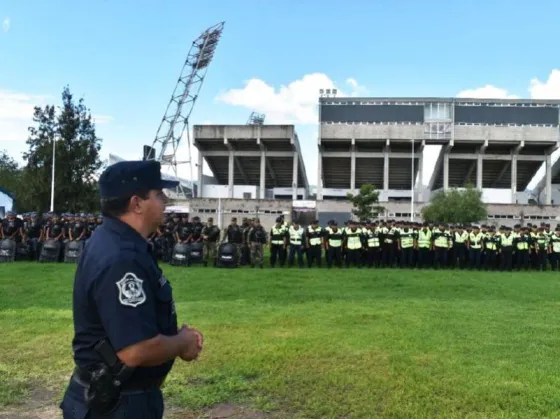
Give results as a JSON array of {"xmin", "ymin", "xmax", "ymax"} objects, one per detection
[
  {"xmin": 149, "ymin": 21, "xmax": 225, "ymax": 198},
  {"xmin": 247, "ymin": 111, "xmax": 265, "ymax": 125}
]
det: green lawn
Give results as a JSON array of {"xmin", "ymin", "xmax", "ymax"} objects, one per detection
[{"xmin": 1, "ymin": 264, "xmax": 560, "ymax": 418}]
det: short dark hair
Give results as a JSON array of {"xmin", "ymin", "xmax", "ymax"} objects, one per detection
[{"xmin": 100, "ymin": 190, "xmax": 150, "ymax": 218}]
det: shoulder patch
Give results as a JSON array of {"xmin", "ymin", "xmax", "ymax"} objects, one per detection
[{"xmin": 116, "ymin": 273, "xmax": 146, "ymax": 307}]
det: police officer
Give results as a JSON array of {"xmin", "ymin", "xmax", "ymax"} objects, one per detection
[
  {"xmin": 59, "ymin": 161, "xmax": 203, "ymax": 419},
  {"xmin": 248, "ymin": 218, "xmax": 267, "ymax": 268},
  {"xmin": 201, "ymin": 217, "xmax": 220, "ymax": 267}
]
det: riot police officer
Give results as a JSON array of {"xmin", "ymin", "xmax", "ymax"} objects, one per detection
[
  {"xmin": 201, "ymin": 218, "xmax": 220, "ymax": 267},
  {"xmin": 59, "ymin": 160, "xmax": 203, "ymax": 419},
  {"xmin": 248, "ymin": 218, "xmax": 267, "ymax": 268},
  {"xmin": 222, "ymin": 217, "xmax": 243, "ymax": 264},
  {"xmin": 24, "ymin": 212, "xmax": 43, "ymax": 261}
]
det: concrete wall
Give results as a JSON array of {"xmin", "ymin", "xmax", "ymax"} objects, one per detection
[
  {"xmin": 314, "ymin": 200, "xmax": 559, "ymax": 227},
  {"xmin": 194, "ymin": 124, "xmax": 295, "ymax": 140},
  {"xmin": 202, "ymin": 184, "xmax": 259, "ymax": 199},
  {"xmin": 321, "ymin": 124, "xmax": 424, "ymax": 140},
  {"xmin": 171, "ymin": 198, "xmax": 559, "ymax": 230},
  {"xmin": 454, "ymin": 125, "xmax": 558, "ymax": 142},
  {"xmin": 172, "ymin": 198, "xmax": 292, "ymax": 231},
  {"xmin": 321, "ymin": 188, "xmax": 416, "ymax": 202}
]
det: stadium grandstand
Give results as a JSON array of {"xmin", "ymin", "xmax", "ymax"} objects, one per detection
[
  {"xmin": 193, "ymin": 124, "xmax": 310, "ymax": 200},
  {"xmin": 529, "ymin": 154, "xmax": 560, "ymax": 205},
  {"xmin": 317, "ymin": 96, "xmax": 560, "ymax": 204}
]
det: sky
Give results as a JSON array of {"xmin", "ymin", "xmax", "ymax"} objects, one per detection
[{"xmin": 1, "ymin": 0, "xmax": 560, "ymax": 193}]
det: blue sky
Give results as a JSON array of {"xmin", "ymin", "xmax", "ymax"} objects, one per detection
[{"xmin": 1, "ymin": 0, "xmax": 560, "ymax": 191}]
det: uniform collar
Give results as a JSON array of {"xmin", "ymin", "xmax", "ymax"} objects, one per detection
[{"xmin": 102, "ymin": 217, "xmax": 150, "ymax": 252}]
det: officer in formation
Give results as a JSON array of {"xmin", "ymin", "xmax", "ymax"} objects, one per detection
[
  {"xmin": 60, "ymin": 160, "xmax": 203, "ymax": 419},
  {"xmin": 204, "ymin": 218, "xmax": 560, "ymax": 271},
  {"xmin": 0, "ymin": 212, "xmax": 103, "ymax": 261}
]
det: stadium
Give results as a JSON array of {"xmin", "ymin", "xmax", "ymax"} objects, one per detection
[
  {"xmin": 155, "ymin": 95, "xmax": 560, "ymax": 229},
  {"xmin": 4, "ymin": 20, "xmax": 560, "ymax": 419}
]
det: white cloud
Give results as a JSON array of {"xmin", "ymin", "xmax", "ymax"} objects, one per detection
[
  {"xmin": 92, "ymin": 114, "xmax": 114, "ymax": 124},
  {"xmin": 529, "ymin": 69, "xmax": 560, "ymax": 99},
  {"xmin": 2, "ymin": 17, "xmax": 10, "ymax": 33},
  {"xmin": 0, "ymin": 90, "xmax": 50, "ymax": 151},
  {"xmin": 216, "ymin": 73, "xmax": 368, "ymax": 125},
  {"xmin": 457, "ymin": 69, "xmax": 560, "ymax": 100},
  {"xmin": 456, "ymin": 85, "xmax": 519, "ymax": 99},
  {"xmin": 346, "ymin": 77, "xmax": 369, "ymax": 97}
]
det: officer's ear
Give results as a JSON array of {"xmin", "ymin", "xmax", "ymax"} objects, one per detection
[{"xmin": 129, "ymin": 190, "xmax": 152, "ymax": 214}]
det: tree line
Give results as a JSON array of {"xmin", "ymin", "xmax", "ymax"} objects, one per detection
[
  {"xmin": 0, "ymin": 86, "xmax": 103, "ymax": 213},
  {"xmin": 346, "ymin": 183, "xmax": 487, "ymax": 224}
]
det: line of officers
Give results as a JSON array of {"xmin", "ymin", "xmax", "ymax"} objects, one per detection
[
  {"xmin": 153, "ymin": 214, "xmax": 560, "ymax": 271},
  {"xmin": 276, "ymin": 219, "xmax": 560, "ymax": 271},
  {"xmin": 0, "ymin": 211, "xmax": 103, "ymax": 260}
]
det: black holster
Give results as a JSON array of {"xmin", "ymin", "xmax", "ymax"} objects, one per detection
[{"xmin": 82, "ymin": 340, "xmax": 135, "ymax": 415}]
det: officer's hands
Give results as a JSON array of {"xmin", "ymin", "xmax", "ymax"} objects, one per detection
[{"xmin": 177, "ymin": 324, "xmax": 203, "ymax": 362}]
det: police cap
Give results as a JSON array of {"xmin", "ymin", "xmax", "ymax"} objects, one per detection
[{"xmin": 98, "ymin": 160, "xmax": 179, "ymax": 199}]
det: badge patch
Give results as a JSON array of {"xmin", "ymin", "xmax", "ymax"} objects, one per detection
[{"xmin": 116, "ymin": 273, "xmax": 146, "ymax": 307}]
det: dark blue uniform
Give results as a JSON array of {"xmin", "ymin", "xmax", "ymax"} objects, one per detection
[{"xmin": 60, "ymin": 160, "xmax": 180, "ymax": 419}]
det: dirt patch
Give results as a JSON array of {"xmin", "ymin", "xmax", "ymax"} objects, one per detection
[
  {"xmin": 0, "ymin": 387, "xmax": 59, "ymax": 419},
  {"xmin": 0, "ymin": 388, "xmax": 272, "ymax": 419},
  {"xmin": 201, "ymin": 403, "xmax": 269, "ymax": 419},
  {"xmin": 0, "ymin": 406, "xmax": 60, "ymax": 419}
]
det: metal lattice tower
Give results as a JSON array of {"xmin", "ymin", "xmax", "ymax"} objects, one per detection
[
  {"xmin": 247, "ymin": 111, "xmax": 265, "ymax": 125},
  {"xmin": 149, "ymin": 21, "xmax": 225, "ymax": 198}
]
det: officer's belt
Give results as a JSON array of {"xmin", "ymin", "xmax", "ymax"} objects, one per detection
[{"xmin": 72, "ymin": 366, "xmax": 165, "ymax": 392}]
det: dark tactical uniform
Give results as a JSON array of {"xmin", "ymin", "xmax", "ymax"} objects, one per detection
[
  {"xmin": 175, "ymin": 222, "xmax": 192, "ymax": 244},
  {"xmin": 324, "ymin": 222, "xmax": 344, "ymax": 268},
  {"xmin": 224, "ymin": 218, "xmax": 243, "ymax": 263},
  {"xmin": 306, "ymin": 221, "xmax": 323, "ymax": 268},
  {"xmin": 60, "ymin": 161, "xmax": 183, "ymax": 419},
  {"xmin": 189, "ymin": 218, "xmax": 204, "ymax": 244},
  {"xmin": 549, "ymin": 227, "xmax": 560, "ymax": 271},
  {"xmin": 241, "ymin": 218, "xmax": 251, "ymax": 265},
  {"xmin": 269, "ymin": 219, "xmax": 287, "ymax": 267},
  {"xmin": 24, "ymin": 214, "xmax": 43, "ymax": 260},
  {"xmin": 287, "ymin": 223, "xmax": 304, "ymax": 268},
  {"xmin": 69, "ymin": 217, "xmax": 87, "ymax": 241},
  {"xmin": 514, "ymin": 231, "xmax": 531, "ymax": 270},
  {"xmin": 482, "ymin": 230, "xmax": 500, "ymax": 270},
  {"xmin": 399, "ymin": 226, "xmax": 415, "ymax": 268},
  {"xmin": 1, "ymin": 212, "xmax": 23, "ymax": 242},
  {"xmin": 202, "ymin": 219, "xmax": 220, "ymax": 266},
  {"xmin": 363, "ymin": 223, "xmax": 381, "ymax": 268},
  {"xmin": 248, "ymin": 220, "xmax": 267, "ymax": 268}
]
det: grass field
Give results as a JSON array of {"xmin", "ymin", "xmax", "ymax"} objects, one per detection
[{"xmin": 1, "ymin": 264, "xmax": 560, "ymax": 418}]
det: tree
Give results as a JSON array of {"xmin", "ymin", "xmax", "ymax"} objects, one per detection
[
  {"xmin": 421, "ymin": 185, "xmax": 487, "ymax": 223},
  {"xmin": 0, "ymin": 151, "xmax": 29, "ymax": 211},
  {"xmin": 346, "ymin": 184, "xmax": 385, "ymax": 221},
  {"xmin": 0, "ymin": 150, "xmax": 20, "ymax": 194},
  {"xmin": 23, "ymin": 86, "xmax": 103, "ymax": 212}
]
